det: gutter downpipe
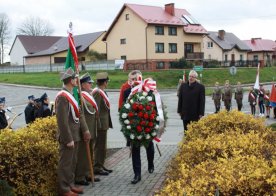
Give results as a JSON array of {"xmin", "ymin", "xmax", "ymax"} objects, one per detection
[{"xmin": 145, "ymin": 25, "xmax": 149, "ymax": 70}]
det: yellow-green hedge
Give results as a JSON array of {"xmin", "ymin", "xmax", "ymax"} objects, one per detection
[
  {"xmin": 158, "ymin": 110, "xmax": 276, "ymax": 195},
  {"xmin": 0, "ymin": 117, "xmax": 58, "ymax": 195}
]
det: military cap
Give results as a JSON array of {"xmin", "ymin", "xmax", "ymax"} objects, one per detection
[
  {"xmin": 80, "ymin": 72, "xmax": 94, "ymax": 84},
  {"xmin": 34, "ymin": 98, "xmax": 41, "ymax": 103},
  {"xmin": 28, "ymin": 95, "xmax": 35, "ymax": 100},
  {"xmin": 0, "ymin": 97, "xmax": 5, "ymax": 104},
  {"xmin": 59, "ymin": 67, "xmax": 77, "ymax": 81},
  {"xmin": 96, "ymin": 72, "xmax": 109, "ymax": 80},
  {"xmin": 40, "ymin": 93, "xmax": 48, "ymax": 101}
]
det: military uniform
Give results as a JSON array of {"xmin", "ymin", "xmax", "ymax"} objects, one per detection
[
  {"xmin": 222, "ymin": 82, "xmax": 232, "ymax": 111},
  {"xmin": 235, "ymin": 86, "xmax": 243, "ymax": 111},
  {"xmin": 56, "ymin": 68, "xmax": 89, "ymax": 195},
  {"xmin": 93, "ymin": 72, "xmax": 113, "ymax": 174},
  {"xmin": 75, "ymin": 73, "xmax": 98, "ymax": 184},
  {"xmin": 0, "ymin": 97, "xmax": 8, "ymax": 129},
  {"xmin": 24, "ymin": 95, "xmax": 36, "ymax": 124},
  {"xmin": 212, "ymin": 85, "xmax": 221, "ymax": 113},
  {"xmin": 37, "ymin": 93, "xmax": 51, "ymax": 118}
]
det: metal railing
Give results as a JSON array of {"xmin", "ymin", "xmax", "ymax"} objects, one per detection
[{"xmin": 0, "ymin": 60, "xmax": 117, "ymax": 73}]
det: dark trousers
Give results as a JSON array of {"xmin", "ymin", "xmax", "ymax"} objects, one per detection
[
  {"xmin": 132, "ymin": 141, "xmax": 154, "ymax": 176},
  {"xmin": 183, "ymin": 119, "xmax": 191, "ymax": 131},
  {"xmin": 250, "ymin": 104, "xmax": 256, "ymax": 115},
  {"xmin": 259, "ymin": 101, "xmax": 265, "ymax": 114}
]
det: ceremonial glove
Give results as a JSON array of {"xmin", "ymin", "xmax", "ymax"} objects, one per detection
[{"xmin": 67, "ymin": 141, "xmax": 74, "ymax": 148}]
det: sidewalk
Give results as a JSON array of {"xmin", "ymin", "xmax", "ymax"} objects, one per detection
[{"xmin": 83, "ymin": 145, "xmax": 178, "ymax": 196}]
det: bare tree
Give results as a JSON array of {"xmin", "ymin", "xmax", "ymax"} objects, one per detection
[
  {"xmin": 0, "ymin": 13, "xmax": 11, "ymax": 64},
  {"xmin": 17, "ymin": 16, "xmax": 54, "ymax": 36}
]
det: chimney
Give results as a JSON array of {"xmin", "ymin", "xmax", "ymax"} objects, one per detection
[
  {"xmin": 218, "ymin": 30, "xmax": 225, "ymax": 40},
  {"xmin": 165, "ymin": 3, "xmax": 175, "ymax": 16},
  {"xmin": 251, "ymin": 38, "xmax": 261, "ymax": 44}
]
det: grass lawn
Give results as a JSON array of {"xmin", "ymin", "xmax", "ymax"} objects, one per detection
[{"xmin": 0, "ymin": 67, "xmax": 276, "ymax": 90}]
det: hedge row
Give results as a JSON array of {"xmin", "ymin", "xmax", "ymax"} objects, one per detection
[{"xmin": 157, "ymin": 110, "xmax": 276, "ymax": 195}]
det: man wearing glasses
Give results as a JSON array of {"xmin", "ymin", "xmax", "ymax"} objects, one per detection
[{"xmin": 177, "ymin": 70, "xmax": 205, "ymax": 131}]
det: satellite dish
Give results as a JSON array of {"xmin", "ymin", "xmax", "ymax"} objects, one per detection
[{"xmin": 229, "ymin": 66, "xmax": 237, "ymax": 75}]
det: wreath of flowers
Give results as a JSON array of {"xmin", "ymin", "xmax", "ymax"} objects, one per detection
[{"xmin": 119, "ymin": 90, "xmax": 161, "ymax": 147}]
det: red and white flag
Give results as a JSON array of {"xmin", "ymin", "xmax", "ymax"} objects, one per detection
[{"xmin": 253, "ymin": 63, "xmax": 260, "ymax": 90}]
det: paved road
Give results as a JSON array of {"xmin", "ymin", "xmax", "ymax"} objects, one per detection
[{"xmin": 1, "ymin": 83, "xmax": 275, "ymax": 148}]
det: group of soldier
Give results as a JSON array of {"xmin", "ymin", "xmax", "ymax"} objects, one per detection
[
  {"xmin": 55, "ymin": 68, "xmax": 113, "ymax": 195},
  {"xmin": 212, "ymin": 80, "xmax": 272, "ymax": 118}
]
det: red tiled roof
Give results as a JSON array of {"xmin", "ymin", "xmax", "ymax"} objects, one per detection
[
  {"xmin": 103, "ymin": 3, "xmax": 207, "ymax": 41},
  {"xmin": 243, "ymin": 38, "xmax": 276, "ymax": 52}
]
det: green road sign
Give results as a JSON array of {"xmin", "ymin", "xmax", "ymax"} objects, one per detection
[{"xmin": 193, "ymin": 65, "xmax": 203, "ymax": 71}]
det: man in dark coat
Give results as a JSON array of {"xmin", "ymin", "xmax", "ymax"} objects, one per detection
[
  {"xmin": 122, "ymin": 70, "xmax": 155, "ymax": 184},
  {"xmin": 177, "ymin": 70, "xmax": 205, "ymax": 131},
  {"xmin": 0, "ymin": 97, "xmax": 8, "ymax": 129},
  {"xmin": 24, "ymin": 95, "xmax": 36, "ymax": 124}
]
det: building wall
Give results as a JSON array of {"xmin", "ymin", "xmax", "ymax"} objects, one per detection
[
  {"xmin": 89, "ymin": 32, "xmax": 106, "ymax": 54},
  {"xmin": 25, "ymin": 56, "xmax": 50, "ymax": 65},
  {"xmin": 10, "ymin": 37, "xmax": 28, "ymax": 66},
  {"xmin": 106, "ymin": 7, "xmax": 147, "ymax": 60},
  {"xmin": 202, "ymin": 36, "xmax": 223, "ymax": 60}
]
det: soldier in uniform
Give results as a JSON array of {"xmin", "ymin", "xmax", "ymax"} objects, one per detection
[
  {"xmin": 234, "ymin": 82, "xmax": 243, "ymax": 111},
  {"xmin": 212, "ymin": 82, "xmax": 221, "ymax": 113},
  {"xmin": 24, "ymin": 95, "xmax": 36, "ymax": 124},
  {"xmin": 0, "ymin": 97, "xmax": 8, "ymax": 130},
  {"xmin": 258, "ymin": 84, "xmax": 265, "ymax": 117},
  {"xmin": 222, "ymin": 80, "xmax": 232, "ymax": 111},
  {"xmin": 37, "ymin": 93, "xmax": 51, "ymax": 118},
  {"xmin": 55, "ymin": 68, "xmax": 91, "ymax": 196},
  {"xmin": 248, "ymin": 87, "xmax": 257, "ymax": 116},
  {"xmin": 75, "ymin": 73, "xmax": 100, "ymax": 185},
  {"xmin": 264, "ymin": 90, "xmax": 271, "ymax": 118},
  {"xmin": 92, "ymin": 72, "xmax": 113, "ymax": 176}
]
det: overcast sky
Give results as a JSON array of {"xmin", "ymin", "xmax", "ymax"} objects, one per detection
[{"xmin": 1, "ymin": 0, "xmax": 276, "ymax": 60}]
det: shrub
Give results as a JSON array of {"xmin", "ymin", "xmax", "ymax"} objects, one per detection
[
  {"xmin": 0, "ymin": 116, "xmax": 58, "ymax": 195},
  {"xmin": 157, "ymin": 110, "xmax": 276, "ymax": 195}
]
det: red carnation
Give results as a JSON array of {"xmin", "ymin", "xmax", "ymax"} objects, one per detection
[
  {"xmin": 138, "ymin": 112, "xmax": 143, "ymax": 118},
  {"xmin": 145, "ymin": 127, "xmax": 151, "ymax": 133},
  {"xmin": 149, "ymin": 101, "xmax": 155, "ymax": 106},
  {"xmin": 146, "ymin": 105, "xmax": 151, "ymax": 111},
  {"xmin": 148, "ymin": 122, "xmax": 154, "ymax": 127},
  {"xmin": 143, "ymin": 113, "xmax": 149, "ymax": 119},
  {"xmin": 128, "ymin": 112, "xmax": 134, "ymax": 118},
  {"xmin": 140, "ymin": 121, "xmax": 146, "ymax": 126},
  {"xmin": 139, "ymin": 104, "xmax": 144, "ymax": 110},
  {"xmin": 152, "ymin": 110, "xmax": 156, "ymax": 114},
  {"xmin": 132, "ymin": 103, "xmax": 138, "ymax": 110},
  {"xmin": 136, "ymin": 125, "xmax": 142, "ymax": 132},
  {"xmin": 149, "ymin": 114, "xmax": 155, "ymax": 120}
]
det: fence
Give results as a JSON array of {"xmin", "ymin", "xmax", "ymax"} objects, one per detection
[{"xmin": 0, "ymin": 60, "xmax": 118, "ymax": 73}]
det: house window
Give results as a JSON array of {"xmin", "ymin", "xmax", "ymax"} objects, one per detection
[
  {"xmin": 253, "ymin": 55, "xmax": 258, "ymax": 61},
  {"xmin": 120, "ymin": 38, "xmax": 126, "ymax": 44},
  {"xmin": 240, "ymin": 54, "xmax": 243, "ymax": 61},
  {"xmin": 208, "ymin": 54, "xmax": 211, "ymax": 59},
  {"xmin": 169, "ymin": 43, "xmax": 177, "ymax": 53},
  {"xmin": 225, "ymin": 54, "xmax": 228, "ymax": 62},
  {"xmin": 155, "ymin": 26, "xmax": 164, "ymax": 35},
  {"xmin": 156, "ymin": 62, "xmax": 165, "ymax": 69},
  {"xmin": 155, "ymin": 43, "xmax": 164, "ymax": 53},
  {"xmin": 168, "ymin": 27, "xmax": 177, "ymax": 35},
  {"xmin": 121, "ymin": 56, "xmax": 126, "ymax": 60},
  {"xmin": 207, "ymin": 42, "xmax": 213, "ymax": 48},
  {"xmin": 125, "ymin": 14, "xmax": 129, "ymax": 20}
]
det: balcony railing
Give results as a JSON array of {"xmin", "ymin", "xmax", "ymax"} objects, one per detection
[{"xmin": 186, "ymin": 52, "xmax": 204, "ymax": 60}]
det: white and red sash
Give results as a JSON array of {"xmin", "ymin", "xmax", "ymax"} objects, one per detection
[
  {"xmin": 55, "ymin": 90, "xmax": 80, "ymax": 122},
  {"xmin": 92, "ymin": 87, "xmax": 110, "ymax": 109},
  {"xmin": 249, "ymin": 92, "xmax": 256, "ymax": 100},
  {"xmin": 81, "ymin": 91, "xmax": 98, "ymax": 113}
]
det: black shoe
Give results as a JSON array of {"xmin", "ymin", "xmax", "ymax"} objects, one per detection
[
  {"xmin": 75, "ymin": 180, "xmax": 90, "ymax": 186},
  {"xmin": 86, "ymin": 176, "xmax": 101, "ymax": 182},
  {"xmin": 94, "ymin": 170, "xmax": 109, "ymax": 176},
  {"xmin": 148, "ymin": 167, "xmax": 154, "ymax": 174},
  {"xmin": 131, "ymin": 175, "xmax": 141, "ymax": 184},
  {"xmin": 103, "ymin": 167, "xmax": 113, "ymax": 173}
]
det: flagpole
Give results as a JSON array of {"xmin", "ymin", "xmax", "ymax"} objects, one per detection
[{"xmin": 68, "ymin": 22, "xmax": 95, "ymax": 185}]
